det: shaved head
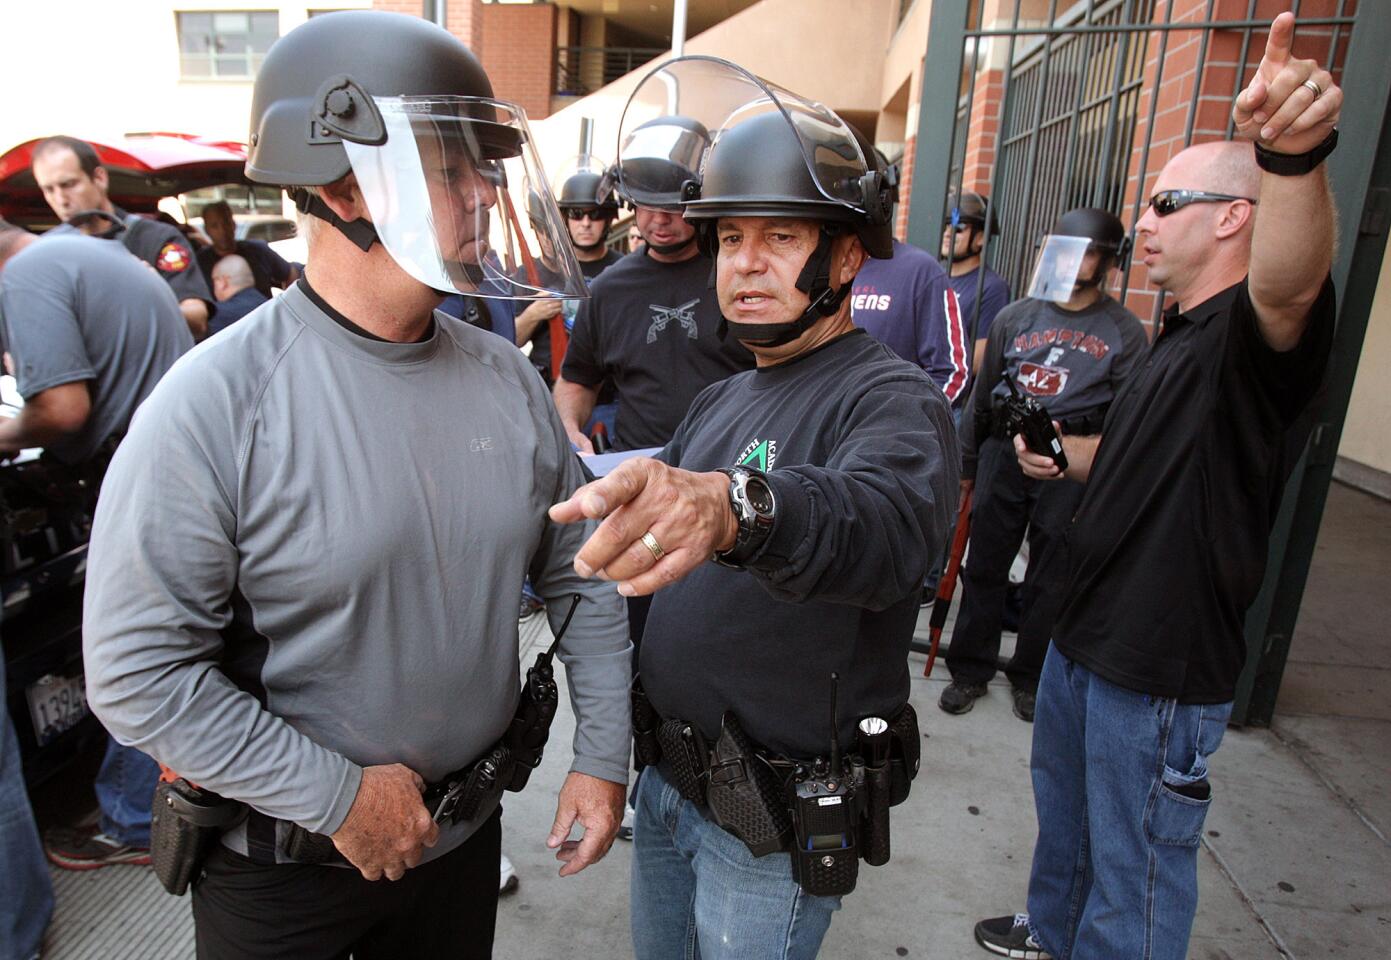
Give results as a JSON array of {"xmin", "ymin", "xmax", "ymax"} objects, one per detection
[
  {"xmin": 1166, "ymin": 140, "xmax": 1260, "ymax": 199},
  {"xmin": 1136, "ymin": 139, "xmax": 1263, "ymax": 307},
  {"xmin": 211, "ymin": 254, "xmax": 255, "ymax": 300}
]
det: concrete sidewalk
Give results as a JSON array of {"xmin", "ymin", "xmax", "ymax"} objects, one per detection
[{"xmin": 34, "ymin": 482, "xmax": 1391, "ymax": 958}]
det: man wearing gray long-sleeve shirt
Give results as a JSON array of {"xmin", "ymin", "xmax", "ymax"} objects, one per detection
[{"xmin": 81, "ymin": 13, "xmax": 629, "ymax": 959}]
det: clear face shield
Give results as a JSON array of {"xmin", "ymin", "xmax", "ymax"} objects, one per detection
[
  {"xmin": 615, "ymin": 56, "xmax": 874, "ymax": 217},
  {"xmin": 340, "ymin": 96, "xmax": 586, "ymax": 300},
  {"xmin": 1026, "ymin": 234, "xmax": 1097, "ymax": 303}
]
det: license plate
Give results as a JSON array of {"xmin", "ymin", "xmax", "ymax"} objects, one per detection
[{"xmin": 26, "ymin": 672, "xmax": 90, "ymax": 747}]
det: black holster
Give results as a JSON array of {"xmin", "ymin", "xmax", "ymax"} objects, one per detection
[
  {"xmin": 705, "ymin": 712, "xmax": 792, "ymax": 857},
  {"xmin": 150, "ymin": 778, "xmax": 245, "ymax": 895}
]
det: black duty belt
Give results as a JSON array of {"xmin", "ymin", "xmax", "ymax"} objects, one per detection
[{"xmin": 630, "ymin": 676, "xmax": 922, "ymax": 897}]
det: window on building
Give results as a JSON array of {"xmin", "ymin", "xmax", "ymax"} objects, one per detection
[{"xmin": 177, "ymin": 11, "xmax": 279, "ymax": 79}]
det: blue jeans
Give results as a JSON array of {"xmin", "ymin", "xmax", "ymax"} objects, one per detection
[
  {"xmin": 1026, "ymin": 644, "xmax": 1232, "ymax": 960},
  {"xmin": 0, "ymin": 649, "xmax": 54, "ymax": 960},
  {"xmin": 631, "ymin": 768, "xmax": 841, "ymax": 960},
  {"xmin": 94, "ymin": 736, "xmax": 159, "ymax": 846}
]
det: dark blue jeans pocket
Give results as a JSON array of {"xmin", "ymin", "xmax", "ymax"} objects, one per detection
[
  {"xmin": 1146, "ymin": 700, "xmax": 1230, "ymax": 847},
  {"xmin": 1147, "ymin": 775, "xmax": 1213, "ymax": 847}
]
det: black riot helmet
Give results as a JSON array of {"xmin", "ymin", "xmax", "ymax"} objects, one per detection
[
  {"xmin": 557, "ymin": 171, "xmax": 619, "ymax": 214},
  {"xmin": 1053, "ymin": 207, "xmax": 1130, "ymax": 269},
  {"xmin": 243, "ymin": 10, "xmax": 585, "ymax": 301},
  {"xmin": 614, "ymin": 116, "xmax": 711, "ymax": 210},
  {"xmin": 246, "ymin": 11, "xmax": 509, "ymax": 186},
  {"xmin": 682, "ymin": 110, "xmax": 893, "ymax": 347},
  {"xmin": 624, "ymin": 57, "xmax": 894, "ymax": 347},
  {"xmin": 553, "ymin": 154, "xmax": 620, "ymax": 215},
  {"xmin": 1026, "ymin": 207, "xmax": 1130, "ymax": 301},
  {"xmin": 946, "ymin": 189, "xmax": 1001, "ymax": 247},
  {"xmin": 685, "ymin": 111, "xmax": 894, "ymax": 260}
]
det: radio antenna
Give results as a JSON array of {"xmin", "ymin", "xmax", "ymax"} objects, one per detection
[{"xmin": 828, "ymin": 672, "xmax": 840, "ymax": 773}]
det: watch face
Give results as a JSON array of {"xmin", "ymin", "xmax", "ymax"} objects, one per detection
[{"xmin": 746, "ymin": 477, "xmax": 775, "ymax": 515}]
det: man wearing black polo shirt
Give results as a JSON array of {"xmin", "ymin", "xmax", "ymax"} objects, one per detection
[{"xmin": 974, "ymin": 14, "xmax": 1341, "ymax": 960}]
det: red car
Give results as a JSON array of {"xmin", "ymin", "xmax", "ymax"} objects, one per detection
[{"xmin": 0, "ymin": 131, "xmax": 252, "ymax": 230}]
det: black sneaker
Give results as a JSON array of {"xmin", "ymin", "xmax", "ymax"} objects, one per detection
[
  {"xmin": 974, "ymin": 914, "xmax": 1052, "ymax": 958},
  {"xmin": 938, "ymin": 680, "xmax": 987, "ymax": 715},
  {"xmin": 1011, "ymin": 687, "xmax": 1037, "ymax": 723},
  {"xmin": 44, "ymin": 825, "xmax": 151, "ymax": 870}
]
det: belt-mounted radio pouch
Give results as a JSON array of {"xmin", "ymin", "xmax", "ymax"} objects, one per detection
[
  {"xmin": 706, "ymin": 712, "xmax": 792, "ymax": 857},
  {"xmin": 789, "ymin": 673, "xmax": 859, "ymax": 896},
  {"xmin": 656, "ymin": 719, "xmax": 709, "ymax": 804},
  {"xmin": 150, "ymin": 776, "xmax": 246, "ymax": 895}
]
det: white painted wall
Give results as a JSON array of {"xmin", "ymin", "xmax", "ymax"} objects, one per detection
[
  {"xmin": 1338, "ymin": 241, "xmax": 1391, "ymax": 478},
  {"xmin": 0, "ymin": 0, "xmax": 370, "ymax": 152}
]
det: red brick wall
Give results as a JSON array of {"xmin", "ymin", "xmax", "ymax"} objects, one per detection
[
  {"xmin": 1119, "ymin": 0, "xmax": 1354, "ymax": 326},
  {"xmin": 372, "ymin": 0, "xmax": 422, "ymax": 15},
  {"xmin": 370, "ymin": 0, "xmax": 482, "ymax": 55},
  {"xmin": 895, "ymin": 133, "xmax": 917, "ymax": 241},
  {"xmin": 449, "ymin": 0, "xmax": 483, "ymax": 55},
  {"xmin": 960, "ymin": 68, "xmax": 1005, "ymax": 195},
  {"xmin": 481, "ymin": 3, "xmax": 557, "ymax": 120}
]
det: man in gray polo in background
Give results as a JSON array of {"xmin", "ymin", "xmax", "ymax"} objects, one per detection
[
  {"xmin": 0, "ymin": 221, "xmax": 194, "ymax": 877},
  {"xmin": 80, "ymin": 13, "xmax": 630, "ymax": 958}
]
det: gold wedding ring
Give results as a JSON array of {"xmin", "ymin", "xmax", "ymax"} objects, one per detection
[
  {"xmin": 640, "ymin": 531, "xmax": 666, "ymax": 563},
  {"xmin": 1302, "ymin": 78, "xmax": 1323, "ymax": 99}
]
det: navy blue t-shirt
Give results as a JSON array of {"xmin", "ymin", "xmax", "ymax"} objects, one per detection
[
  {"xmin": 947, "ymin": 265, "xmax": 1010, "ymax": 345},
  {"xmin": 852, "ymin": 240, "xmax": 971, "ymax": 405},
  {"xmin": 209, "ymin": 286, "xmax": 268, "ymax": 336},
  {"xmin": 198, "ymin": 240, "xmax": 293, "ymax": 300}
]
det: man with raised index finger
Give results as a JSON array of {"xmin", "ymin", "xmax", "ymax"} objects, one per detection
[
  {"xmin": 973, "ymin": 12, "xmax": 1341, "ymax": 960},
  {"xmin": 550, "ymin": 60, "xmax": 957, "ymax": 959}
]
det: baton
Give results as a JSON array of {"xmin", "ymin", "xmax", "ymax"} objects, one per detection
[{"xmin": 923, "ymin": 487, "xmax": 973, "ymax": 677}]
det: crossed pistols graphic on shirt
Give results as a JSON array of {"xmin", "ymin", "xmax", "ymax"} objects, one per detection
[{"xmin": 647, "ymin": 298, "xmax": 701, "ymax": 344}]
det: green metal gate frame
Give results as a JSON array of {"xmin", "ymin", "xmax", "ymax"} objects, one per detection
[{"xmin": 907, "ymin": 0, "xmax": 1391, "ymax": 725}]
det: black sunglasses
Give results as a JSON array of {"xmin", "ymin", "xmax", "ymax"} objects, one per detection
[
  {"xmin": 565, "ymin": 208, "xmax": 610, "ymax": 222},
  {"xmin": 1148, "ymin": 189, "xmax": 1257, "ymax": 217}
]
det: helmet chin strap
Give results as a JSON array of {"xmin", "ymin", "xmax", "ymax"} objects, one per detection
[
  {"xmin": 291, "ymin": 188, "xmax": 379, "ymax": 252},
  {"xmin": 719, "ymin": 226, "xmax": 849, "ymax": 348}
]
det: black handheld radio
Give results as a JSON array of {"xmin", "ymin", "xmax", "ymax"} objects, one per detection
[
  {"xmin": 502, "ymin": 594, "xmax": 581, "ymax": 791},
  {"xmin": 1001, "ymin": 375, "xmax": 1069, "ymax": 472},
  {"xmin": 790, "ymin": 673, "xmax": 860, "ymax": 896}
]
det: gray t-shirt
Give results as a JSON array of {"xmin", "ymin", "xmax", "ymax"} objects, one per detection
[
  {"xmin": 0, "ymin": 234, "xmax": 193, "ymax": 463},
  {"xmin": 82, "ymin": 284, "xmax": 631, "ymax": 862}
]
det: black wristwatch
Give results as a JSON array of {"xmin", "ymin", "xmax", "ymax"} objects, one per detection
[
  {"xmin": 713, "ymin": 466, "xmax": 777, "ymax": 569},
  {"xmin": 1254, "ymin": 127, "xmax": 1338, "ymax": 176}
]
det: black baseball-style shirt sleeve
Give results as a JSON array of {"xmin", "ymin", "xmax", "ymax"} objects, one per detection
[{"xmin": 1231, "ymin": 278, "xmax": 1336, "ymax": 424}]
